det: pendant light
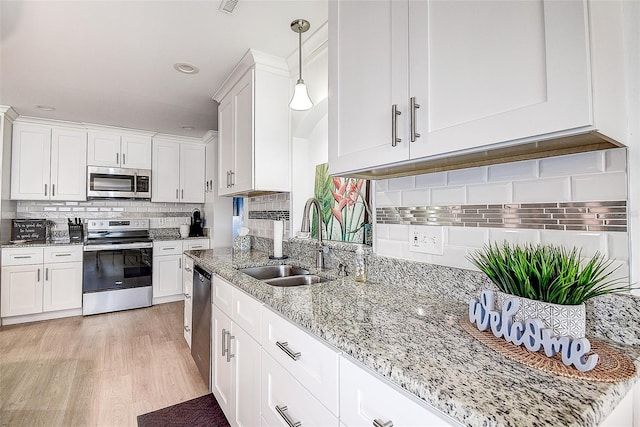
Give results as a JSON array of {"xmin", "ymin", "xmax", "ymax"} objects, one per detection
[{"xmin": 289, "ymin": 19, "xmax": 313, "ymax": 111}]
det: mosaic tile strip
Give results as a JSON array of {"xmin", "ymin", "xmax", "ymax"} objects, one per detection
[
  {"xmin": 248, "ymin": 210, "xmax": 290, "ymax": 221},
  {"xmin": 376, "ymin": 201, "xmax": 627, "ymax": 232}
]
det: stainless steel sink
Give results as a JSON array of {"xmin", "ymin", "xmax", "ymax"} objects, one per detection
[
  {"xmin": 265, "ymin": 275, "xmax": 329, "ymax": 287},
  {"xmin": 238, "ymin": 265, "xmax": 310, "ymax": 280}
]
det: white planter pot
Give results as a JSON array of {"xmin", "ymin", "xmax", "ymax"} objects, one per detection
[{"xmin": 495, "ymin": 291, "xmax": 586, "ymax": 338}]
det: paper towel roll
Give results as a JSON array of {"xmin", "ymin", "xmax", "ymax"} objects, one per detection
[{"xmin": 273, "ymin": 220, "xmax": 284, "ymax": 258}]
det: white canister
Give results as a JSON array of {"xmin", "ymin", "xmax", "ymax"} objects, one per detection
[{"xmin": 180, "ymin": 224, "xmax": 190, "ymax": 238}]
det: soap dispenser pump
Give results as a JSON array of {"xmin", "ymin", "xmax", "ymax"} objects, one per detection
[{"xmin": 354, "ymin": 246, "xmax": 367, "ymax": 283}]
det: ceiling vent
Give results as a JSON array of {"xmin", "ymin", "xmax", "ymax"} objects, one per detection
[{"xmin": 219, "ymin": 0, "xmax": 238, "ymax": 14}]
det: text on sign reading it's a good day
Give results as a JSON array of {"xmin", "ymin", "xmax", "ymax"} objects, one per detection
[{"xmin": 468, "ymin": 291, "xmax": 598, "ymax": 372}]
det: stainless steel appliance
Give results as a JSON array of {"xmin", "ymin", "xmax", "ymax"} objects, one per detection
[
  {"xmin": 83, "ymin": 219, "xmax": 153, "ymax": 315},
  {"xmin": 87, "ymin": 166, "xmax": 151, "ymax": 199},
  {"xmin": 192, "ymin": 264, "xmax": 212, "ymax": 388}
]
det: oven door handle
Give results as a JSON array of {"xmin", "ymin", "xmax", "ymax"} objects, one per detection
[{"xmin": 84, "ymin": 242, "xmax": 153, "ymax": 251}]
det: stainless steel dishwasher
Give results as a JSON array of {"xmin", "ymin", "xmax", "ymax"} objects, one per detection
[{"xmin": 191, "ymin": 264, "xmax": 212, "ymax": 389}]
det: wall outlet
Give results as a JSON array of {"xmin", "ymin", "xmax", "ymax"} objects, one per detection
[{"xmin": 409, "ymin": 225, "xmax": 444, "ymax": 255}]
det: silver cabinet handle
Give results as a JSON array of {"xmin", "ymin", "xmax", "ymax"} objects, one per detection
[
  {"xmin": 221, "ymin": 328, "xmax": 228, "ymax": 356},
  {"xmin": 52, "ymin": 184, "xmax": 55, "ymax": 196},
  {"xmin": 181, "ymin": 189, "xmax": 184, "ymax": 199},
  {"xmin": 37, "ymin": 268, "xmax": 40, "ymax": 282},
  {"xmin": 410, "ymin": 97, "xmax": 421, "ymax": 142},
  {"xmin": 209, "ymin": 179, "xmax": 213, "ymax": 191},
  {"xmin": 184, "ymin": 293, "xmax": 191, "ymax": 299},
  {"xmin": 184, "ymin": 325, "xmax": 190, "ymax": 332},
  {"xmin": 134, "ymin": 172, "xmax": 138, "ymax": 194},
  {"xmin": 116, "ymin": 152, "xmax": 119, "ymax": 164},
  {"xmin": 162, "ymin": 247, "xmax": 177, "ymax": 251},
  {"xmin": 391, "ymin": 104, "xmax": 401, "ymax": 147},
  {"xmin": 184, "ymin": 266, "xmax": 192, "ymax": 273},
  {"xmin": 44, "ymin": 184, "xmax": 48, "ymax": 196},
  {"xmin": 276, "ymin": 341, "xmax": 301, "ymax": 361},
  {"xmin": 176, "ymin": 189, "xmax": 179, "ymax": 199},
  {"xmin": 179, "ymin": 257, "xmax": 182, "ymax": 269},
  {"xmin": 275, "ymin": 405, "xmax": 301, "ymax": 427},
  {"xmin": 55, "ymin": 253, "xmax": 72, "ymax": 257},
  {"xmin": 45, "ymin": 268, "xmax": 48, "ymax": 281},
  {"xmin": 226, "ymin": 171, "xmax": 231, "ymax": 188},
  {"xmin": 373, "ymin": 420, "xmax": 394, "ymax": 427},
  {"xmin": 14, "ymin": 255, "xmax": 32, "ymax": 259},
  {"xmin": 206, "ymin": 181, "xmax": 209, "ymax": 192},
  {"xmin": 226, "ymin": 332, "xmax": 235, "ymax": 362},
  {"xmin": 230, "ymin": 170, "xmax": 235, "ymax": 186},
  {"xmin": 122, "ymin": 153, "xmax": 126, "ymax": 165}
]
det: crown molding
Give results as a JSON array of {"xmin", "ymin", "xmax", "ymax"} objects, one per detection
[
  {"xmin": 0, "ymin": 105, "xmax": 19, "ymax": 122},
  {"xmin": 202, "ymin": 130, "xmax": 218, "ymax": 144},
  {"xmin": 153, "ymin": 133, "xmax": 203, "ymax": 144}
]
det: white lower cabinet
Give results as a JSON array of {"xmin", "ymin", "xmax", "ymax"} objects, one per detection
[
  {"xmin": 261, "ymin": 349, "xmax": 338, "ymax": 427},
  {"xmin": 261, "ymin": 306, "xmax": 340, "ymax": 416},
  {"xmin": 340, "ymin": 356, "xmax": 460, "ymax": 427},
  {"xmin": 152, "ymin": 238, "xmax": 209, "ymax": 304},
  {"xmin": 1, "ymin": 245, "xmax": 82, "ymax": 323},
  {"xmin": 212, "ymin": 276, "xmax": 262, "ymax": 427}
]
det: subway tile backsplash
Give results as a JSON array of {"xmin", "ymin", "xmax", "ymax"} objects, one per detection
[
  {"xmin": 246, "ymin": 192, "xmax": 291, "ymax": 238},
  {"xmin": 374, "ymin": 148, "xmax": 630, "ymax": 279}
]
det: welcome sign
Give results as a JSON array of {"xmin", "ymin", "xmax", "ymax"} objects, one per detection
[{"xmin": 469, "ymin": 290, "xmax": 599, "ymax": 372}]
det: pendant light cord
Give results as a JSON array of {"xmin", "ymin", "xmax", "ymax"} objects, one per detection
[{"xmin": 297, "ymin": 20, "xmax": 304, "ymax": 84}]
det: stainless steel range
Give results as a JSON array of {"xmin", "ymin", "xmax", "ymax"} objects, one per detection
[{"xmin": 82, "ymin": 219, "xmax": 153, "ymax": 316}]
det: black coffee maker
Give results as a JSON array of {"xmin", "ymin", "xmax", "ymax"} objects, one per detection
[{"xmin": 189, "ymin": 209, "xmax": 204, "ymax": 237}]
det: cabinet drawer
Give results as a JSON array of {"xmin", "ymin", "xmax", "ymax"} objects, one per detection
[
  {"xmin": 261, "ymin": 306, "xmax": 339, "ymax": 416},
  {"xmin": 340, "ymin": 357, "xmax": 460, "ymax": 427},
  {"xmin": 232, "ymin": 287, "xmax": 262, "ymax": 340},
  {"xmin": 212, "ymin": 276, "xmax": 233, "ymax": 317},
  {"xmin": 2, "ymin": 247, "xmax": 44, "ymax": 266},
  {"xmin": 183, "ymin": 239, "xmax": 210, "ymax": 251},
  {"xmin": 43, "ymin": 245, "xmax": 82, "ymax": 263},
  {"xmin": 261, "ymin": 350, "xmax": 338, "ymax": 427},
  {"xmin": 153, "ymin": 240, "xmax": 183, "ymax": 256},
  {"xmin": 183, "ymin": 255, "xmax": 194, "ymax": 276},
  {"xmin": 184, "ymin": 301, "xmax": 192, "ymax": 347}
]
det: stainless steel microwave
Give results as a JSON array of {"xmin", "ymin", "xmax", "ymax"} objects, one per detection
[{"xmin": 87, "ymin": 166, "xmax": 151, "ymax": 199}]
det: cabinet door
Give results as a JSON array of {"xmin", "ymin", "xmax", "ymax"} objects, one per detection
[
  {"xmin": 231, "ymin": 71, "xmax": 254, "ymax": 194},
  {"xmin": 152, "ymin": 255, "xmax": 182, "ymax": 298},
  {"xmin": 87, "ymin": 131, "xmax": 121, "ymax": 167},
  {"xmin": 151, "ymin": 139, "xmax": 181, "ymax": 202},
  {"xmin": 121, "ymin": 134, "xmax": 152, "ymax": 169},
  {"xmin": 212, "ymin": 308, "xmax": 234, "ymax": 420},
  {"xmin": 328, "ymin": 0, "xmax": 409, "ymax": 176},
  {"xmin": 180, "ymin": 143, "xmax": 205, "ymax": 203},
  {"xmin": 50, "ymin": 127, "xmax": 87, "ymax": 201},
  {"xmin": 1, "ymin": 265, "xmax": 43, "ymax": 317},
  {"xmin": 11, "ymin": 123, "xmax": 51, "ymax": 200},
  {"xmin": 218, "ymin": 93, "xmax": 234, "ymax": 196},
  {"xmin": 408, "ymin": 0, "xmax": 591, "ymax": 158},
  {"xmin": 232, "ymin": 325, "xmax": 261, "ymax": 427},
  {"xmin": 43, "ymin": 261, "xmax": 82, "ymax": 312}
]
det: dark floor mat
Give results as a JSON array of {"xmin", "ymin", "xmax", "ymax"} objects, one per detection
[{"xmin": 137, "ymin": 394, "xmax": 230, "ymax": 427}]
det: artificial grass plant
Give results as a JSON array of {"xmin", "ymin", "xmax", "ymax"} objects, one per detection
[{"xmin": 467, "ymin": 242, "xmax": 631, "ymax": 305}]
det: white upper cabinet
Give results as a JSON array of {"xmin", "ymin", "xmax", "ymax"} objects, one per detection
[
  {"xmin": 213, "ymin": 49, "xmax": 290, "ymax": 197},
  {"xmin": 329, "ymin": 0, "xmax": 628, "ymax": 177},
  {"xmin": 88, "ymin": 130, "xmax": 152, "ymax": 169},
  {"xmin": 11, "ymin": 122, "xmax": 86, "ymax": 201},
  {"xmin": 152, "ymin": 136, "xmax": 205, "ymax": 203}
]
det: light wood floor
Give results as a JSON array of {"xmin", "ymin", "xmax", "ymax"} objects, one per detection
[{"xmin": 0, "ymin": 302, "xmax": 209, "ymax": 426}]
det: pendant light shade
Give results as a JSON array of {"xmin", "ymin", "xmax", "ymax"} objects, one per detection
[{"xmin": 289, "ymin": 19, "xmax": 313, "ymax": 111}]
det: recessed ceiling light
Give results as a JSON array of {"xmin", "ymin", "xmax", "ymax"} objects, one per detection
[
  {"xmin": 174, "ymin": 63, "xmax": 199, "ymax": 74},
  {"xmin": 35, "ymin": 104, "xmax": 56, "ymax": 111},
  {"xmin": 219, "ymin": 0, "xmax": 238, "ymax": 14},
  {"xmin": 181, "ymin": 126, "xmax": 195, "ymax": 131}
]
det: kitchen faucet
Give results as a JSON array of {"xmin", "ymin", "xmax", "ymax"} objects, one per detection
[{"xmin": 301, "ymin": 197, "xmax": 326, "ymax": 269}]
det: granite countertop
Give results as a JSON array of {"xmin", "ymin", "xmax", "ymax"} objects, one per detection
[
  {"xmin": 185, "ymin": 248, "xmax": 640, "ymax": 427},
  {"xmin": 151, "ymin": 235, "xmax": 209, "ymax": 242},
  {"xmin": 0, "ymin": 240, "xmax": 83, "ymax": 248}
]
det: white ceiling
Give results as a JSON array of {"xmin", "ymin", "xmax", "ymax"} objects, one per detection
[{"xmin": 0, "ymin": 0, "xmax": 328, "ymax": 138}]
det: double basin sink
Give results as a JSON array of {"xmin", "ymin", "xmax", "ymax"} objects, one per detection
[{"xmin": 238, "ymin": 264, "xmax": 329, "ymax": 287}]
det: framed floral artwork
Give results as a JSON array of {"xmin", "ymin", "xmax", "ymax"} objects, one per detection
[{"xmin": 312, "ymin": 163, "xmax": 372, "ymax": 244}]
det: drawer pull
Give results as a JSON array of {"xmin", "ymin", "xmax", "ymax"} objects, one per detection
[
  {"xmin": 162, "ymin": 247, "xmax": 177, "ymax": 251},
  {"xmin": 276, "ymin": 341, "xmax": 301, "ymax": 361},
  {"xmin": 55, "ymin": 253, "xmax": 72, "ymax": 257},
  {"xmin": 275, "ymin": 405, "xmax": 301, "ymax": 427},
  {"xmin": 13, "ymin": 256, "xmax": 32, "ymax": 259},
  {"xmin": 226, "ymin": 332, "xmax": 235, "ymax": 363},
  {"xmin": 184, "ymin": 325, "xmax": 190, "ymax": 332},
  {"xmin": 184, "ymin": 293, "xmax": 191, "ymax": 299},
  {"xmin": 221, "ymin": 328, "xmax": 228, "ymax": 356},
  {"xmin": 373, "ymin": 420, "xmax": 394, "ymax": 427},
  {"xmin": 184, "ymin": 266, "xmax": 192, "ymax": 273}
]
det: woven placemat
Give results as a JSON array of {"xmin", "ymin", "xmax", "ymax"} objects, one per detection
[{"xmin": 460, "ymin": 318, "xmax": 637, "ymax": 382}]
